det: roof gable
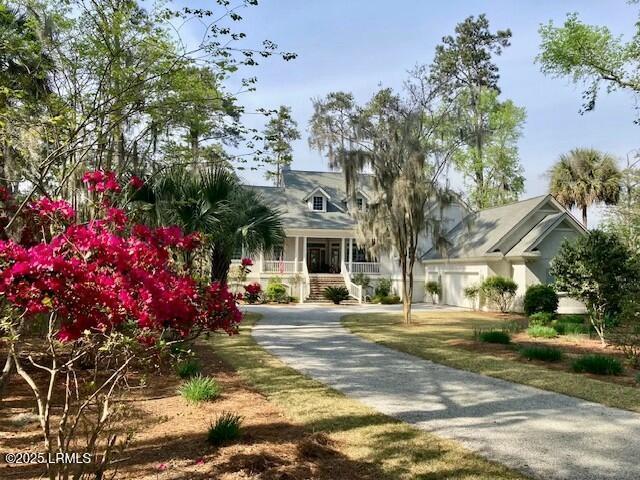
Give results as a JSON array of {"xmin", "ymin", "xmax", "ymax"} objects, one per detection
[
  {"xmin": 422, "ymin": 194, "xmax": 586, "ymax": 260},
  {"xmin": 303, "ymin": 186, "xmax": 332, "ymax": 201}
]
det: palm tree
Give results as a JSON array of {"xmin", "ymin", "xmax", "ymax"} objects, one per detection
[
  {"xmin": 133, "ymin": 165, "xmax": 284, "ymax": 283},
  {"xmin": 549, "ymin": 148, "xmax": 621, "ymax": 228},
  {"xmin": 0, "ymin": 5, "xmax": 53, "ymax": 187}
]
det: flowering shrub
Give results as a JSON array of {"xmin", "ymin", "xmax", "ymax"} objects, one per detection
[
  {"xmin": 0, "ymin": 171, "xmax": 242, "ymax": 479},
  {"xmin": 0, "ymin": 208, "xmax": 230, "ymax": 341},
  {"xmin": 244, "ymin": 282, "xmax": 262, "ymax": 304}
]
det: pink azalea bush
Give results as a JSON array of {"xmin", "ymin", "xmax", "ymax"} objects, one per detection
[
  {"xmin": 0, "ymin": 180, "xmax": 241, "ymax": 342},
  {"xmin": 243, "ymin": 282, "xmax": 262, "ymax": 304},
  {"xmin": 0, "ymin": 171, "xmax": 243, "ymax": 478}
]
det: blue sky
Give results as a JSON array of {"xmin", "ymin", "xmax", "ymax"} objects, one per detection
[{"xmin": 178, "ymin": 1, "xmax": 639, "ymax": 220}]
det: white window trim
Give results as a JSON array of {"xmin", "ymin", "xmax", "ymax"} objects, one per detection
[{"xmin": 311, "ymin": 195, "xmax": 326, "ymax": 212}]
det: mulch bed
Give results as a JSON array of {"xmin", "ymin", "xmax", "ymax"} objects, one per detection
[
  {"xmin": 1, "ymin": 341, "xmax": 381, "ymax": 480},
  {"xmin": 450, "ymin": 333, "xmax": 640, "ymax": 387}
]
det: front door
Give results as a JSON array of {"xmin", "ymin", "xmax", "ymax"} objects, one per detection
[
  {"xmin": 329, "ymin": 244, "xmax": 341, "ymax": 273},
  {"xmin": 307, "ymin": 248, "xmax": 325, "ymax": 273}
]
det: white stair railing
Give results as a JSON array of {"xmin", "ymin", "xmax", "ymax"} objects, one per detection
[
  {"xmin": 341, "ymin": 261, "xmax": 362, "ymax": 303},
  {"xmin": 301, "ymin": 261, "xmax": 310, "ymax": 303}
]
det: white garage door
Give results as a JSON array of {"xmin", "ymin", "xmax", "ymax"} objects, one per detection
[{"xmin": 442, "ymin": 271, "xmax": 479, "ymax": 308}]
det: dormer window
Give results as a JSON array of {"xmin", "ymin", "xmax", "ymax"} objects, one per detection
[
  {"xmin": 356, "ymin": 197, "xmax": 364, "ymax": 210},
  {"xmin": 312, "ymin": 196, "xmax": 324, "ymax": 211},
  {"xmin": 304, "ymin": 186, "xmax": 331, "ymax": 212}
]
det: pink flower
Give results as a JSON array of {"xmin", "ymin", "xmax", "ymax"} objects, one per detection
[
  {"xmin": 241, "ymin": 258, "xmax": 253, "ymax": 267},
  {"xmin": 82, "ymin": 170, "xmax": 121, "ymax": 193},
  {"xmin": 28, "ymin": 198, "xmax": 75, "ymax": 222},
  {"xmin": 157, "ymin": 463, "xmax": 168, "ymax": 471},
  {"xmin": 194, "ymin": 458, "xmax": 205, "ymax": 465},
  {"xmin": 129, "ymin": 175, "xmax": 145, "ymax": 190}
]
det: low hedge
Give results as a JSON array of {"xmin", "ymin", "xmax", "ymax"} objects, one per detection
[
  {"xmin": 477, "ymin": 330, "xmax": 511, "ymax": 344},
  {"xmin": 520, "ymin": 346, "xmax": 563, "ymax": 362},
  {"xmin": 572, "ymin": 355, "xmax": 623, "ymax": 376}
]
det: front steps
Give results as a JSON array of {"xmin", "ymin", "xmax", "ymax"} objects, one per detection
[{"xmin": 306, "ymin": 274, "xmax": 358, "ymax": 303}]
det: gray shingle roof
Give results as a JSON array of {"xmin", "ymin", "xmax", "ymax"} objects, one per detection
[
  {"xmin": 247, "ymin": 170, "xmax": 373, "ymax": 230},
  {"xmin": 423, "ymin": 195, "xmax": 551, "ymax": 259},
  {"xmin": 505, "ymin": 212, "xmax": 564, "ymax": 257}
]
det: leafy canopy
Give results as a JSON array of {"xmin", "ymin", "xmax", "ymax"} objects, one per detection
[
  {"xmin": 538, "ymin": 12, "xmax": 640, "ymax": 117},
  {"xmin": 428, "ymin": 14, "xmax": 524, "ymax": 209}
]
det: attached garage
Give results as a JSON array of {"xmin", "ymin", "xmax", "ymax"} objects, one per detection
[{"xmin": 441, "ymin": 271, "xmax": 480, "ymax": 308}]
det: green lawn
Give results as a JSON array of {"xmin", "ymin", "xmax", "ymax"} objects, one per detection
[
  {"xmin": 210, "ymin": 313, "xmax": 528, "ymax": 480},
  {"xmin": 342, "ymin": 311, "xmax": 640, "ymax": 413}
]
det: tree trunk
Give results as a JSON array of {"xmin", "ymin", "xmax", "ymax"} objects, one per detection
[
  {"xmin": 210, "ymin": 247, "xmax": 231, "ymax": 285},
  {"xmin": 0, "ymin": 350, "xmax": 13, "ymax": 399},
  {"xmin": 401, "ymin": 258, "xmax": 413, "ymax": 324},
  {"xmin": 581, "ymin": 205, "xmax": 588, "ymax": 229}
]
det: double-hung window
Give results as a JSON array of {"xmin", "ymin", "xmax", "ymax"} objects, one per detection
[{"xmin": 312, "ymin": 196, "xmax": 324, "ymax": 211}]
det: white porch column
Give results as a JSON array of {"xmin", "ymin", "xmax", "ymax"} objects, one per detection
[
  {"xmin": 348, "ymin": 238, "xmax": 353, "ymax": 272},
  {"xmin": 340, "ymin": 238, "xmax": 345, "ymax": 267},
  {"xmin": 302, "ymin": 237, "xmax": 307, "ymax": 270},
  {"xmin": 294, "ymin": 236, "xmax": 299, "ymax": 272},
  {"xmin": 258, "ymin": 251, "xmax": 264, "ymax": 273}
]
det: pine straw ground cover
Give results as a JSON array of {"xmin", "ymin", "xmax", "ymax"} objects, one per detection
[
  {"xmin": 212, "ymin": 313, "xmax": 527, "ymax": 480},
  {"xmin": 342, "ymin": 311, "xmax": 640, "ymax": 413},
  {"xmin": 1, "ymin": 323, "xmax": 383, "ymax": 480}
]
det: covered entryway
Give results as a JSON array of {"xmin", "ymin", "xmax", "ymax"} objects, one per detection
[{"xmin": 306, "ymin": 238, "xmax": 342, "ymax": 273}]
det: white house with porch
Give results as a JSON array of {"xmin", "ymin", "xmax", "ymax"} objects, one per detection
[{"xmin": 236, "ymin": 168, "xmax": 586, "ymax": 312}]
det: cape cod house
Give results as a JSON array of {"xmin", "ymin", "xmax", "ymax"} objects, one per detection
[{"xmin": 236, "ymin": 168, "xmax": 586, "ymax": 312}]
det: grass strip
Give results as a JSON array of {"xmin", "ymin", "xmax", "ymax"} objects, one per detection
[
  {"xmin": 342, "ymin": 313, "xmax": 640, "ymax": 413},
  {"xmin": 211, "ymin": 313, "xmax": 528, "ymax": 480}
]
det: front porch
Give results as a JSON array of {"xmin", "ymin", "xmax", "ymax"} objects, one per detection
[{"xmin": 259, "ymin": 236, "xmax": 380, "ymax": 275}]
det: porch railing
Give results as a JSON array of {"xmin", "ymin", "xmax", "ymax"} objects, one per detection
[
  {"xmin": 262, "ymin": 260, "xmax": 301, "ymax": 273},
  {"xmin": 347, "ymin": 262, "xmax": 381, "ymax": 274},
  {"xmin": 301, "ymin": 261, "xmax": 310, "ymax": 303},
  {"xmin": 341, "ymin": 261, "xmax": 362, "ymax": 303}
]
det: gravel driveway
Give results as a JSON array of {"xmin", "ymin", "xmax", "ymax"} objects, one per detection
[{"xmin": 249, "ymin": 303, "xmax": 640, "ymax": 480}]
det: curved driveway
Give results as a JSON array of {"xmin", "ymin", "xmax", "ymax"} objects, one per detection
[{"xmin": 249, "ymin": 304, "xmax": 640, "ymax": 480}]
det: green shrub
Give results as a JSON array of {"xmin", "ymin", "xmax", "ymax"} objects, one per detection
[
  {"xmin": 480, "ymin": 276, "xmax": 518, "ymax": 312},
  {"xmin": 529, "ymin": 312, "xmax": 555, "ymax": 326},
  {"xmin": 463, "ymin": 285, "xmax": 481, "ymax": 302},
  {"xmin": 559, "ymin": 314, "xmax": 585, "ymax": 324},
  {"xmin": 520, "ymin": 346, "xmax": 563, "ymax": 362},
  {"xmin": 478, "ymin": 330, "xmax": 511, "ymax": 344},
  {"xmin": 551, "ymin": 321, "xmax": 565, "ymax": 335},
  {"xmin": 523, "ymin": 284, "xmax": 558, "ymax": 316},
  {"xmin": 323, "ymin": 286, "xmax": 350, "ymax": 304},
  {"xmin": 425, "ymin": 281, "xmax": 441, "ymax": 296},
  {"xmin": 265, "ymin": 276, "xmax": 288, "ymax": 303},
  {"xmin": 379, "ymin": 295, "xmax": 401, "ymax": 304},
  {"xmin": 207, "ymin": 411, "xmax": 243, "ymax": 445},
  {"xmin": 526, "ymin": 325, "xmax": 558, "ymax": 338},
  {"xmin": 374, "ymin": 278, "xmax": 392, "ymax": 297},
  {"xmin": 175, "ymin": 358, "xmax": 201, "ymax": 379},
  {"xmin": 555, "ymin": 322, "xmax": 589, "ymax": 335},
  {"xmin": 178, "ymin": 376, "xmax": 221, "ymax": 403},
  {"xmin": 572, "ymin": 355, "xmax": 623, "ymax": 375},
  {"xmin": 352, "ymin": 273, "xmax": 371, "ymax": 289},
  {"xmin": 550, "ymin": 230, "xmax": 640, "ymax": 345},
  {"xmin": 636, "ymin": 372, "xmax": 640, "ymax": 384}
]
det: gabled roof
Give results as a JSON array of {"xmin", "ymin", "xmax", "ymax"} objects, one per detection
[
  {"xmin": 505, "ymin": 212, "xmax": 563, "ymax": 257},
  {"xmin": 247, "ymin": 170, "xmax": 374, "ymax": 230},
  {"xmin": 302, "ymin": 186, "xmax": 332, "ymax": 201},
  {"xmin": 422, "ymin": 195, "xmax": 585, "ymax": 261}
]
